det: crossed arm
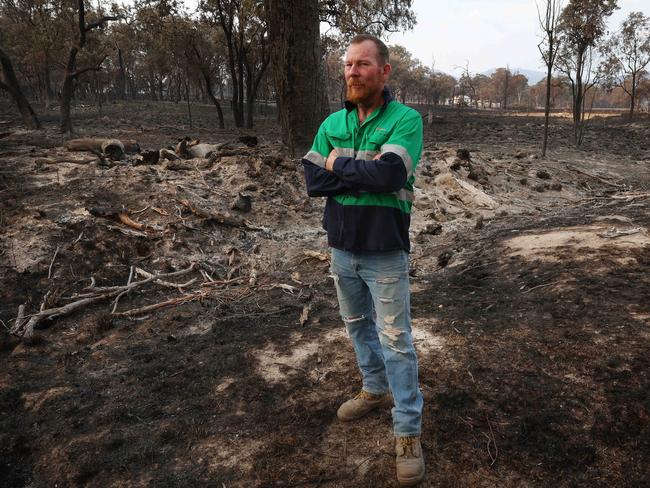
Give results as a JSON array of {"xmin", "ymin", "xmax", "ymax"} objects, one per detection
[
  {"xmin": 303, "ymin": 151, "xmax": 407, "ymax": 197},
  {"xmin": 303, "ymin": 112, "xmax": 421, "ymax": 198}
]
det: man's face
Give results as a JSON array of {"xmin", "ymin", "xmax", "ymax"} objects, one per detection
[{"xmin": 344, "ymin": 40, "xmax": 391, "ymax": 105}]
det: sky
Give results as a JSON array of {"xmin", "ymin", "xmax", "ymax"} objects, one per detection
[
  {"xmin": 387, "ymin": 0, "xmax": 648, "ymax": 75},
  {"xmin": 182, "ymin": 0, "xmax": 647, "ymax": 76}
]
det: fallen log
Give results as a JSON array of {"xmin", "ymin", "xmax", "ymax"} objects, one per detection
[
  {"xmin": 65, "ymin": 138, "xmax": 140, "ymax": 160},
  {"xmin": 159, "ymin": 148, "xmax": 180, "ymax": 161},
  {"xmin": 175, "ymin": 138, "xmax": 201, "ymax": 159},
  {"xmin": 187, "ymin": 143, "xmax": 222, "ymax": 159}
]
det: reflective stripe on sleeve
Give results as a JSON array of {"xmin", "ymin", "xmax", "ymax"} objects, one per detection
[
  {"xmin": 358, "ymin": 188, "xmax": 414, "ymax": 203},
  {"xmin": 303, "ymin": 150, "xmax": 326, "ymax": 168},
  {"xmin": 334, "ymin": 147, "xmax": 355, "ymax": 158},
  {"xmin": 394, "ymin": 188, "xmax": 414, "ymax": 202},
  {"xmin": 356, "ymin": 150, "xmax": 380, "ymax": 160},
  {"xmin": 381, "ymin": 143, "xmax": 414, "ymax": 178}
]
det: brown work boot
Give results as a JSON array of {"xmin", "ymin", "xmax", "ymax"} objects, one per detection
[
  {"xmin": 336, "ymin": 390, "xmax": 391, "ymax": 421},
  {"xmin": 395, "ymin": 436, "xmax": 425, "ymax": 486}
]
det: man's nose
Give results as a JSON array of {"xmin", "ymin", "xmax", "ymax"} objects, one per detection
[{"xmin": 348, "ymin": 63, "xmax": 360, "ymax": 75}]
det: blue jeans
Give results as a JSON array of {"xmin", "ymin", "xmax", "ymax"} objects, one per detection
[{"xmin": 330, "ymin": 247, "xmax": 423, "ymax": 436}]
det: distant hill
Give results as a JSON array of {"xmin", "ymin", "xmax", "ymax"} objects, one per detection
[{"xmin": 481, "ymin": 68, "xmax": 547, "ymax": 85}]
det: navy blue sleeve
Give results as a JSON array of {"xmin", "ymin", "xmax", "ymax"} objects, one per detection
[
  {"xmin": 330, "ymin": 152, "xmax": 407, "ymax": 193},
  {"xmin": 303, "ymin": 160, "xmax": 355, "ymax": 197}
]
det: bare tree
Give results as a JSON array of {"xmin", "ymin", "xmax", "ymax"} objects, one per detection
[
  {"xmin": 556, "ymin": 0, "xmax": 618, "ymax": 145},
  {"xmin": 600, "ymin": 11, "xmax": 650, "ymax": 118},
  {"xmin": 537, "ymin": 0, "xmax": 564, "ymax": 156},
  {"xmin": 201, "ymin": 0, "xmax": 269, "ymax": 129},
  {"xmin": 319, "ymin": 0, "xmax": 416, "ymax": 39},
  {"xmin": 189, "ymin": 24, "xmax": 226, "ymax": 129},
  {"xmin": 59, "ymin": 1, "xmax": 119, "ymax": 133},
  {"xmin": 457, "ymin": 61, "xmax": 477, "ymax": 108},
  {"xmin": 266, "ymin": 0, "xmax": 328, "ymax": 155}
]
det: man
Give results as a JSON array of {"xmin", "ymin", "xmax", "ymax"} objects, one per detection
[{"xmin": 302, "ymin": 34, "xmax": 424, "ymax": 486}]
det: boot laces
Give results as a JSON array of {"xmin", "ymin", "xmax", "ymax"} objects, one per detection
[
  {"xmin": 398, "ymin": 437, "xmax": 418, "ymax": 458},
  {"xmin": 355, "ymin": 390, "xmax": 380, "ymax": 401}
]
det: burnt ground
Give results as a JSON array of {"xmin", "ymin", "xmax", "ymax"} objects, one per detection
[{"xmin": 0, "ymin": 100, "xmax": 649, "ymax": 487}]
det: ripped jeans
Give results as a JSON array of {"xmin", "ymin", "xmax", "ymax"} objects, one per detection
[{"xmin": 330, "ymin": 247, "xmax": 423, "ymax": 436}]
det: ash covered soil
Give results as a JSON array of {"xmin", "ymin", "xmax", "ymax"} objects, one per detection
[{"xmin": 1, "ymin": 101, "xmax": 649, "ymax": 487}]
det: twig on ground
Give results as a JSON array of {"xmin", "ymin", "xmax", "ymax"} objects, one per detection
[
  {"xmin": 193, "ymin": 162, "xmax": 210, "ymax": 190},
  {"xmin": 86, "ymin": 263, "xmax": 197, "ymax": 293},
  {"xmin": 456, "ymin": 261, "xmax": 497, "ymax": 276},
  {"xmin": 131, "ymin": 205, "xmax": 151, "ymax": 215},
  {"xmin": 213, "ymin": 307, "xmax": 294, "ymax": 322},
  {"xmin": 114, "ymin": 291, "xmax": 205, "ymax": 317},
  {"xmin": 201, "ymin": 276, "xmax": 248, "ymax": 287},
  {"xmin": 565, "ymin": 165, "xmax": 624, "ymax": 188},
  {"xmin": 0, "ymin": 318, "xmax": 10, "ymax": 332},
  {"xmin": 13, "ymin": 304, "xmax": 26, "ymax": 332},
  {"xmin": 483, "ymin": 415, "xmax": 498, "ymax": 466},
  {"xmin": 14, "ymin": 294, "xmax": 110, "ymax": 340},
  {"xmin": 106, "ymin": 224, "xmax": 148, "ymax": 238},
  {"xmin": 39, "ymin": 290, "xmax": 52, "ymax": 312},
  {"xmin": 48, "ymin": 246, "xmax": 60, "ymax": 279},
  {"xmin": 111, "ymin": 265, "xmax": 136, "ymax": 314},
  {"xmin": 610, "ymin": 192, "xmax": 650, "ymax": 201},
  {"xmin": 134, "ymin": 267, "xmax": 198, "ymax": 289},
  {"xmin": 200, "ymin": 269, "xmax": 214, "ymax": 282},
  {"xmin": 522, "ymin": 280, "xmax": 564, "ymax": 294}
]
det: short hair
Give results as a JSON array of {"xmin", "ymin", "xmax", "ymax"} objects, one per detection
[{"xmin": 349, "ymin": 34, "xmax": 390, "ymax": 65}]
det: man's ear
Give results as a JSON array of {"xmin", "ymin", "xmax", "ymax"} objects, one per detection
[{"xmin": 383, "ymin": 63, "xmax": 392, "ymax": 79}]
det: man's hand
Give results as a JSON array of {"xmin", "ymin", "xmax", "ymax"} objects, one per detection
[
  {"xmin": 373, "ymin": 153, "xmax": 382, "ymax": 160},
  {"xmin": 325, "ymin": 149, "xmax": 338, "ymax": 171}
]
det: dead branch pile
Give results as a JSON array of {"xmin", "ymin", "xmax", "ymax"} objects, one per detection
[{"xmin": 10, "ymin": 264, "xmax": 199, "ymax": 340}]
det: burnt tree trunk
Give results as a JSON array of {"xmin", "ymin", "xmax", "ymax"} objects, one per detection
[
  {"xmin": 43, "ymin": 50, "xmax": 55, "ymax": 108},
  {"xmin": 0, "ymin": 45, "xmax": 42, "ymax": 129},
  {"xmin": 202, "ymin": 70, "xmax": 225, "ymax": 129},
  {"xmin": 243, "ymin": 51, "xmax": 270, "ymax": 129},
  {"xmin": 629, "ymin": 71, "xmax": 637, "ymax": 119},
  {"xmin": 191, "ymin": 43, "xmax": 225, "ymax": 129},
  {"xmin": 266, "ymin": 0, "xmax": 328, "ymax": 156},
  {"xmin": 116, "ymin": 47, "xmax": 126, "ymax": 100},
  {"xmin": 60, "ymin": 48, "xmax": 77, "ymax": 133},
  {"xmin": 542, "ymin": 59, "xmax": 553, "ymax": 157}
]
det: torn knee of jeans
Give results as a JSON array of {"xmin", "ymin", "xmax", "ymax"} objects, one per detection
[
  {"xmin": 379, "ymin": 327, "xmax": 409, "ymax": 353},
  {"xmin": 377, "ymin": 276, "xmax": 400, "ymax": 284},
  {"xmin": 383, "ymin": 314, "xmax": 396, "ymax": 325},
  {"xmin": 381, "ymin": 324, "xmax": 401, "ymax": 341},
  {"xmin": 343, "ymin": 314, "xmax": 366, "ymax": 323},
  {"xmin": 379, "ymin": 296, "xmax": 395, "ymax": 304}
]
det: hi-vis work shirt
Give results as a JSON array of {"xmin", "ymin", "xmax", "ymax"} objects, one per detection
[{"xmin": 302, "ymin": 89, "xmax": 423, "ymax": 252}]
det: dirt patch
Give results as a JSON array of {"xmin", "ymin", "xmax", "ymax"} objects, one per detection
[{"xmin": 504, "ymin": 221, "xmax": 650, "ymax": 262}]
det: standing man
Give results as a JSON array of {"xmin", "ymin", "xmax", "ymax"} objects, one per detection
[{"xmin": 302, "ymin": 34, "xmax": 424, "ymax": 486}]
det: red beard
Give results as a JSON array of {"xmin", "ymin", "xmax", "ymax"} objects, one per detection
[{"xmin": 346, "ymin": 83, "xmax": 371, "ymax": 104}]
